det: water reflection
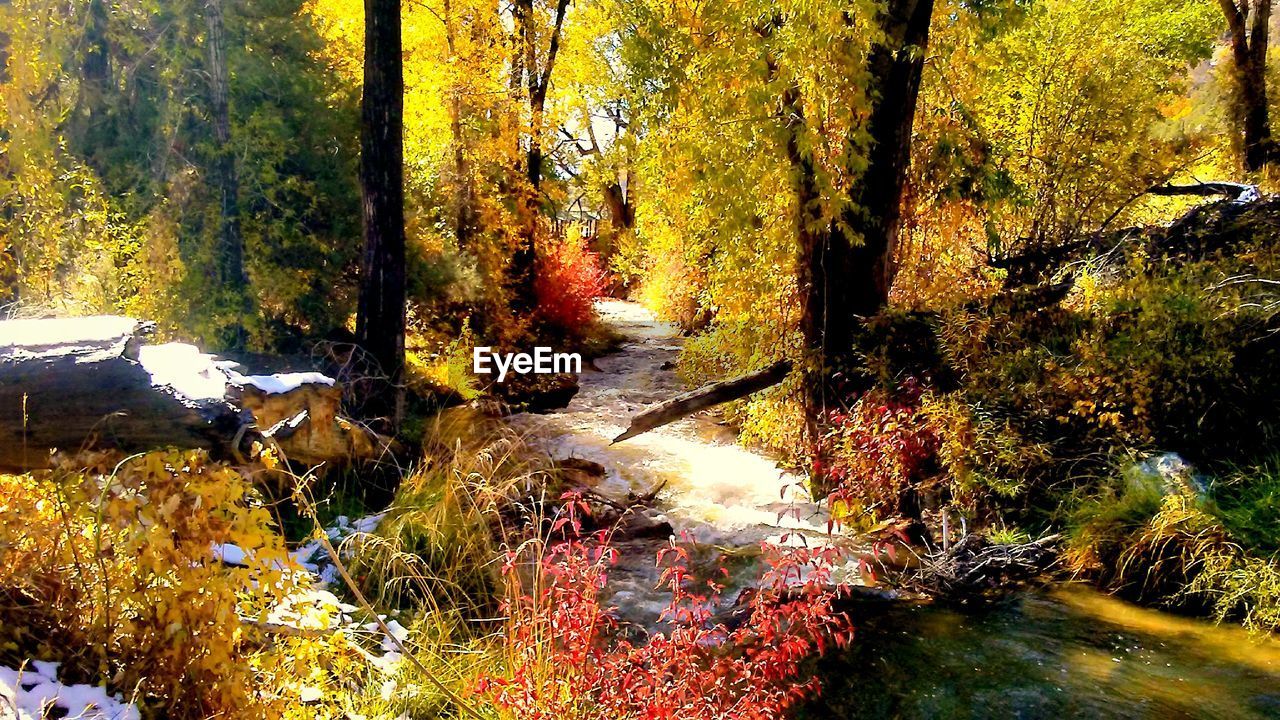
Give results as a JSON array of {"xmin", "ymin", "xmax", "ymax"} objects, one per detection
[{"xmin": 802, "ymin": 585, "xmax": 1280, "ymax": 720}]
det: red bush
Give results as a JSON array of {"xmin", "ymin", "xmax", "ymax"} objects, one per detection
[
  {"xmin": 813, "ymin": 378, "xmax": 940, "ymax": 516},
  {"xmin": 477, "ymin": 497, "xmax": 852, "ymax": 719},
  {"xmin": 534, "ymin": 233, "xmax": 609, "ymax": 331}
]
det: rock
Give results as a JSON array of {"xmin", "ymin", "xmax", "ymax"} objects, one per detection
[
  {"xmin": 554, "ymin": 457, "xmax": 608, "ymax": 490},
  {"xmin": 1127, "ymin": 452, "xmax": 1209, "ymax": 499},
  {"xmin": 617, "ymin": 509, "xmax": 674, "ymax": 540},
  {"xmin": 492, "ymin": 372, "xmax": 580, "ymax": 412}
]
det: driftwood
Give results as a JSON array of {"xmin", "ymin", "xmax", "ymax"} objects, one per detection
[
  {"xmin": 1148, "ymin": 181, "xmax": 1260, "ymax": 201},
  {"xmin": 901, "ymin": 533, "xmax": 1061, "ymax": 600},
  {"xmin": 992, "ymin": 188, "xmax": 1274, "ymax": 287},
  {"xmin": 612, "ymin": 359, "xmax": 792, "ymax": 444},
  {"xmin": 0, "ymin": 316, "xmax": 389, "ymax": 472}
]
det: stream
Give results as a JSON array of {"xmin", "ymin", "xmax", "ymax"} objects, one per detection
[{"xmin": 514, "ymin": 300, "xmax": 1280, "ymax": 718}]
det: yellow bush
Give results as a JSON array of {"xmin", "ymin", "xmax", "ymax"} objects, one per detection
[{"xmin": 0, "ymin": 450, "xmax": 366, "ymax": 718}]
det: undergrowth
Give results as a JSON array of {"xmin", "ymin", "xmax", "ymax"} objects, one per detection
[
  {"xmin": 1066, "ymin": 456, "xmax": 1280, "ymax": 634},
  {"xmin": 0, "ymin": 420, "xmax": 854, "ymax": 717}
]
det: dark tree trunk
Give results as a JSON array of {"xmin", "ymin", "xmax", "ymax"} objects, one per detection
[
  {"xmin": 603, "ymin": 182, "xmax": 634, "ymax": 230},
  {"xmin": 66, "ymin": 0, "xmax": 114, "ymax": 177},
  {"xmin": 70, "ymin": 0, "xmax": 112, "ymax": 149},
  {"xmin": 1220, "ymin": 0, "xmax": 1274, "ymax": 171},
  {"xmin": 781, "ymin": 78, "xmax": 827, "ymax": 423},
  {"xmin": 356, "ymin": 0, "xmax": 407, "ymax": 426},
  {"xmin": 203, "ymin": 0, "xmax": 249, "ymax": 349},
  {"xmin": 799, "ymin": 0, "xmax": 935, "ymax": 391}
]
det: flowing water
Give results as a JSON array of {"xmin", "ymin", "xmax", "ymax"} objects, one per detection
[
  {"xmin": 515, "ymin": 300, "xmax": 1280, "ymax": 717},
  {"xmin": 800, "ymin": 586, "xmax": 1280, "ymax": 719},
  {"xmin": 510, "ymin": 300, "xmax": 833, "ymax": 622}
]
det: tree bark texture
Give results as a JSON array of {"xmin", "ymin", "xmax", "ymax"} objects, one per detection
[
  {"xmin": 797, "ymin": 0, "xmax": 935, "ymax": 411},
  {"xmin": 1219, "ymin": 0, "xmax": 1274, "ymax": 171},
  {"xmin": 357, "ymin": 0, "xmax": 407, "ymax": 424}
]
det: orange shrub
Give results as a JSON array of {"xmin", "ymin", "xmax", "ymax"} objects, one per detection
[{"xmin": 535, "ymin": 229, "xmax": 610, "ymax": 332}]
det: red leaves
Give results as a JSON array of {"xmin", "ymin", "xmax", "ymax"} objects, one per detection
[
  {"xmin": 534, "ymin": 233, "xmax": 610, "ymax": 332},
  {"xmin": 813, "ymin": 377, "xmax": 941, "ymax": 518},
  {"xmin": 476, "ymin": 505, "xmax": 854, "ymax": 719}
]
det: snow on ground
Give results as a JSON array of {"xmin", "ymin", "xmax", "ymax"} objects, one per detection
[{"xmin": 0, "ymin": 660, "xmax": 139, "ymax": 720}]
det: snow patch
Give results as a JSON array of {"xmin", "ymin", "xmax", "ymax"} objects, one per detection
[
  {"xmin": 138, "ymin": 342, "xmax": 335, "ymax": 402},
  {"xmin": 138, "ymin": 343, "xmax": 239, "ymax": 401},
  {"xmin": 0, "ymin": 660, "xmax": 140, "ymax": 720},
  {"xmin": 0, "ymin": 316, "xmax": 141, "ymax": 358},
  {"xmin": 229, "ymin": 371, "xmax": 335, "ymax": 395}
]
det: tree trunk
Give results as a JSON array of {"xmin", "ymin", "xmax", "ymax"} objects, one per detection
[
  {"xmin": 0, "ymin": 317, "xmax": 391, "ymax": 472},
  {"xmin": 357, "ymin": 0, "xmax": 407, "ymax": 426},
  {"xmin": 203, "ymin": 0, "xmax": 249, "ymax": 349},
  {"xmin": 1220, "ymin": 0, "xmax": 1274, "ymax": 171},
  {"xmin": 443, "ymin": 0, "xmax": 477, "ymax": 249},
  {"xmin": 603, "ymin": 182, "xmax": 634, "ymax": 230},
  {"xmin": 69, "ymin": 0, "xmax": 112, "ymax": 153},
  {"xmin": 799, "ymin": 0, "xmax": 935, "ymax": 405},
  {"xmin": 509, "ymin": 0, "xmax": 570, "ymax": 314}
]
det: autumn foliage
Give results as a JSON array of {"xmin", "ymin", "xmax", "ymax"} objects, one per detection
[
  {"xmin": 0, "ymin": 451, "xmax": 367, "ymax": 718},
  {"xmin": 477, "ymin": 498, "xmax": 852, "ymax": 720},
  {"xmin": 814, "ymin": 379, "xmax": 941, "ymax": 516},
  {"xmin": 534, "ymin": 231, "xmax": 610, "ymax": 332}
]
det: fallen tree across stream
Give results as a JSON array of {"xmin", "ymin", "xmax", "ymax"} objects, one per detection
[
  {"xmin": 0, "ymin": 316, "xmax": 390, "ymax": 472},
  {"xmin": 611, "ymin": 359, "xmax": 793, "ymax": 444}
]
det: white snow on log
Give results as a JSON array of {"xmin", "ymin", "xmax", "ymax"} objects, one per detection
[
  {"xmin": 1226, "ymin": 182, "xmax": 1261, "ymax": 203},
  {"xmin": 0, "ymin": 316, "xmax": 141, "ymax": 359},
  {"xmin": 0, "ymin": 660, "xmax": 140, "ymax": 720},
  {"xmin": 137, "ymin": 343, "xmax": 236, "ymax": 401},
  {"xmin": 137, "ymin": 343, "xmax": 336, "ymax": 402},
  {"xmin": 228, "ymin": 371, "xmax": 335, "ymax": 395}
]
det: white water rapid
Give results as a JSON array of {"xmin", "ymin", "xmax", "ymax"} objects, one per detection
[{"xmin": 511, "ymin": 300, "xmax": 832, "ymax": 625}]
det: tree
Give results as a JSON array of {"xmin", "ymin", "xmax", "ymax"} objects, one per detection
[
  {"xmin": 356, "ymin": 0, "xmax": 407, "ymax": 424},
  {"xmin": 203, "ymin": 0, "xmax": 249, "ymax": 349},
  {"xmin": 1218, "ymin": 0, "xmax": 1274, "ymax": 171},
  {"xmin": 794, "ymin": 0, "xmax": 936, "ymax": 410},
  {"xmin": 509, "ymin": 0, "xmax": 572, "ymax": 311}
]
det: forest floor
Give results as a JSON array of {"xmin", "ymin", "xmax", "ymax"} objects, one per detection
[{"xmin": 510, "ymin": 300, "xmax": 837, "ymax": 627}]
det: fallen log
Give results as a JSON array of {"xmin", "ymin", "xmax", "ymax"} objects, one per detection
[
  {"xmin": 1148, "ymin": 181, "xmax": 1260, "ymax": 201},
  {"xmin": 991, "ymin": 189, "xmax": 1274, "ymax": 287},
  {"xmin": 612, "ymin": 359, "xmax": 792, "ymax": 444},
  {"xmin": 0, "ymin": 316, "xmax": 389, "ymax": 472}
]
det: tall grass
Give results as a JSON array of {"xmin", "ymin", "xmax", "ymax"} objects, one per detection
[{"xmin": 1066, "ymin": 455, "xmax": 1280, "ymax": 634}]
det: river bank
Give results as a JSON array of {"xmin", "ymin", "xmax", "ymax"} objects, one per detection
[{"xmin": 513, "ymin": 300, "xmax": 1280, "ymax": 718}]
